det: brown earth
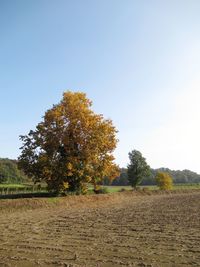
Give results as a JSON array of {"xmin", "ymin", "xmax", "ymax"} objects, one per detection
[{"xmin": 0, "ymin": 191, "xmax": 200, "ymax": 267}]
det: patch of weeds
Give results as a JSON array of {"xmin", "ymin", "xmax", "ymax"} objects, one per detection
[
  {"xmin": 47, "ymin": 197, "xmax": 60, "ymax": 204},
  {"xmin": 119, "ymin": 188, "xmax": 127, "ymax": 192},
  {"xmin": 94, "ymin": 187, "xmax": 109, "ymax": 194}
]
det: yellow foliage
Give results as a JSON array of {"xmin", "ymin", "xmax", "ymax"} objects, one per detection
[
  {"xmin": 63, "ymin": 182, "xmax": 69, "ymax": 189},
  {"xmin": 156, "ymin": 172, "xmax": 173, "ymax": 190},
  {"xmin": 66, "ymin": 162, "xmax": 73, "ymax": 170},
  {"xmin": 85, "ymin": 175, "xmax": 92, "ymax": 183},
  {"xmin": 19, "ymin": 91, "xmax": 119, "ymax": 194}
]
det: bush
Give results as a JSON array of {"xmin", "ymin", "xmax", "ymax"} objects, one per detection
[
  {"xmin": 156, "ymin": 172, "xmax": 173, "ymax": 190},
  {"xmin": 119, "ymin": 188, "xmax": 126, "ymax": 192},
  {"xmin": 94, "ymin": 187, "xmax": 109, "ymax": 194}
]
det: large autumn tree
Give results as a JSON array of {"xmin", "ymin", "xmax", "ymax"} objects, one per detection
[{"xmin": 18, "ymin": 91, "xmax": 119, "ymax": 194}]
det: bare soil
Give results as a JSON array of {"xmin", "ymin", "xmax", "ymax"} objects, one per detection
[{"xmin": 0, "ymin": 191, "xmax": 200, "ymax": 267}]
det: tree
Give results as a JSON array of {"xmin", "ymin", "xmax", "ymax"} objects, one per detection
[
  {"xmin": 127, "ymin": 150, "xmax": 150, "ymax": 188},
  {"xmin": 155, "ymin": 172, "xmax": 173, "ymax": 190},
  {"xmin": 18, "ymin": 91, "xmax": 119, "ymax": 194},
  {"xmin": 0, "ymin": 173, "xmax": 5, "ymax": 183},
  {"xmin": 0, "ymin": 158, "xmax": 28, "ymax": 183}
]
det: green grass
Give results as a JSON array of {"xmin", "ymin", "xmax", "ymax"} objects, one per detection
[
  {"xmin": 0, "ymin": 183, "xmax": 48, "ymax": 196},
  {"xmin": 47, "ymin": 197, "xmax": 60, "ymax": 204},
  {"xmin": 102, "ymin": 185, "xmax": 158, "ymax": 193},
  {"xmin": 0, "ymin": 183, "xmax": 199, "ymax": 195},
  {"xmin": 101, "ymin": 186, "xmax": 131, "ymax": 193},
  {"xmin": 0, "ymin": 184, "xmax": 27, "ymax": 188},
  {"xmin": 173, "ymin": 183, "xmax": 200, "ymax": 190},
  {"xmin": 102, "ymin": 183, "xmax": 200, "ymax": 193}
]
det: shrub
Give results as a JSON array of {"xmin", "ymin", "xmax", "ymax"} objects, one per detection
[
  {"xmin": 94, "ymin": 187, "xmax": 109, "ymax": 194},
  {"xmin": 156, "ymin": 172, "xmax": 173, "ymax": 190},
  {"xmin": 119, "ymin": 188, "xmax": 126, "ymax": 192}
]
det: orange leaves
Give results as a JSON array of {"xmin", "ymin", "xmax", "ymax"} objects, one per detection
[{"xmin": 18, "ymin": 91, "xmax": 119, "ymax": 194}]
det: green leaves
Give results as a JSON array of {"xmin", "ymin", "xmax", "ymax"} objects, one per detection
[{"xmin": 127, "ymin": 150, "xmax": 150, "ymax": 188}]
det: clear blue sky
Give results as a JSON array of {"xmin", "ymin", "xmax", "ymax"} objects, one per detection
[{"xmin": 1, "ymin": 0, "xmax": 200, "ymax": 172}]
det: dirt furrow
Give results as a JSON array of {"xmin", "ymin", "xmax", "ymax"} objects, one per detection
[{"xmin": 0, "ymin": 192, "xmax": 199, "ymax": 267}]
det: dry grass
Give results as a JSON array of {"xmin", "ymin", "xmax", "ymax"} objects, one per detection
[{"xmin": 0, "ymin": 188, "xmax": 199, "ymax": 213}]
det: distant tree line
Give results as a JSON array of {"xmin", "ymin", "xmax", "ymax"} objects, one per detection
[
  {"xmin": 104, "ymin": 167, "xmax": 200, "ymax": 186},
  {"xmin": 0, "ymin": 158, "xmax": 28, "ymax": 183},
  {"xmin": 1, "ymin": 157, "xmax": 200, "ymax": 187}
]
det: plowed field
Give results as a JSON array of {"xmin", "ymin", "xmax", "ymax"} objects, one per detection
[{"xmin": 0, "ymin": 191, "xmax": 200, "ymax": 267}]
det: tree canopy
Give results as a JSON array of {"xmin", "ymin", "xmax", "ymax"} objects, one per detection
[
  {"xmin": 107, "ymin": 167, "xmax": 200, "ymax": 186},
  {"xmin": 0, "ymin": 158, "xmax": 28, "ymax": 183},
  {"xmin": 127, "ymin": 150, "xmax": 150, "ymax": 188},
  {"xmin": 18, "ymin": 91, "xmax": 119, "ymax": 194},
  {"xmin": 156, "ymin": 172, "xmax": 173, "ymax": 190}
]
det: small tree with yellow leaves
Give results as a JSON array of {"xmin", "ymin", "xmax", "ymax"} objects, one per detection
[
  {"xmin": 155, "ymin": 172, "xmax": 173, "ymax": 190},
  {"xmin": 18, "ymin": 91, "xmax": 119, "ymax": 194}
]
